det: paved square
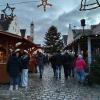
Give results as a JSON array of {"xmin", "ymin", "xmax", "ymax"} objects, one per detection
[{"xmin": 0, "ymin": 66, "xmax": 100, "ymax": 100}]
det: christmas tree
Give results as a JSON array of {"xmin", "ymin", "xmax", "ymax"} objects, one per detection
[{"xmin": 44, "ymin": 26, "xmax": 63, "ymax": 54}]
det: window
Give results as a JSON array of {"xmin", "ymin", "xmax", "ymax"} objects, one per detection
[{"xmin": 0, "ymin": 47, "xmax": 6, "ymax": 63}]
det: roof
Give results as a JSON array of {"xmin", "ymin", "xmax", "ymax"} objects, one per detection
[
  {"xmin": 72, "ymin": 23, "xmax": 100, "ymax": 40},
  {"xmin": 0, "ymin": 16, "xmax": 13, "ymax": 31},
  {"xmin": 72, "ymin": 29, "xmax": 92, "ymax": 40},
  {"xmin": 92, "ymin": 23, "xmax": 100, "ymax": 35},
  {"xmin": 0, "ymin": 30, "xmax": 21, "ymax": 39},
  {"xmin": 0, "ymin": 31, "xmax": 38, "ymax": 49}
]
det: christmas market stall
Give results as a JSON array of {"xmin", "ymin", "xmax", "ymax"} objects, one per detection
[{"xmin": 0, "ymin": 31, "xmax": 38, "ymax": 84}]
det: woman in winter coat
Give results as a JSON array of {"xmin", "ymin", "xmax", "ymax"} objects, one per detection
[
  {"xmin": 75, "ymin": 54, "xmax": 87, "ymax": 84},
  {"xmin": 7, "ymin": 51, "xmax": 21, "ymax": 91}
]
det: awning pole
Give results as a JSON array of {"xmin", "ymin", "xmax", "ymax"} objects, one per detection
[
  {"xmin": 87, "ymin": 37, "xmax": 92, "ymax": 66},
  {"xmin": 78, "ymin": 43, "xmax": 81, "ymax": 55}
]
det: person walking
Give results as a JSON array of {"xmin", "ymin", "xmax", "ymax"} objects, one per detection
[
  {"xmin": 49, "ymin": 53, "xmax": 56, "ymax": 77},
  {"xmin": 21, "ymin": 50, "xmax": 30, "ymax": 90},
  {"xmin": 7, "ymin": 49, "xmax": 21, "ymax": 91},
  {"xmin": 55, "ymin": 51, "xmax": 62, "ymax": 79},
  {"xmin": 32, "ymin": 54, "xmax": 38, "ymax": 73},
  {"xmin": 75, "ymin": 54, "xmax": 87, "ymax": 84},
  {"xmin": 72, "ymin": 54, "xmax": 78, "ymax": 78},
  {"xmin": 62, "ymin": 51, "xmax": 72, "ymax": 79},
  {"xmin": 37, "ymin": 51, "xmax": 44, "ymax": 79}
]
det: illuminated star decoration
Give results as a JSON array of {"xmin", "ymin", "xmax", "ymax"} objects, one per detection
[
  {"xmin": 2, "ymin": 3, "xmax": 15, "ymax": 18},
  {"xmin": 80, "ymin": 0, "xmax": 100, "ymax": 11},
  {"xmin": 37, "ymin": 0, "xmax": 52, "ymax": 11}
]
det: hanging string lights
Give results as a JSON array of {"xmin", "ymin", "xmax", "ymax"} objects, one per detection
[
  {"xmin": 80, "ymin": 0, "xmax": 100, "ymax": 11},
  {"xmin": 2, "ymin": 0, "xmax": 100, "ymax": 12},
  {"xmin": 0, "ymin": 0, "xmax": 52, "ymax": 12},
  {"xmin": 37, "ymin": 0, "xmax": 52, "ymax": 11}
]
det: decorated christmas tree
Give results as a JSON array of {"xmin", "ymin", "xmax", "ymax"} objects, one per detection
[{"xmin": 44, "ymin": 26, "xmax": 63, "ymax": 54}]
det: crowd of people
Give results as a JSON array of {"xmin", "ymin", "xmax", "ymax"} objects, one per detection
[
  {"xmin": 49, "ymin": 51, "xmax": 87, "ymax": 83},
  {"xmin": 7, "ymin": 49, "xmax": 87, "ymax": 91},
  {"xmin": 6, "ymin": 49, "xmax": 47, "ymax": 91},
  {"xmin": 7, "ymin": 49, "xmax": 30, "ymax": 91}
]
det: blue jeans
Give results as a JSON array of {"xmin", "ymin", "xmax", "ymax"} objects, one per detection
[
  {"xmin": 10, "ymin": 76, "xmax": 19, "ymax": 85},
  {"xmin": 56, "ymin": 66, "xmax": 62, "ymax": 78},
  {"xmin": 75, "ymin": 69, "xmax": 85, "ymax": 82},
  {"xmin": 21, "ymin": 69, "xmax": 28, "ymax": 87},
  {"xmin": 38, "ymin": 65, "xmax": 44, "ymax": 76}
]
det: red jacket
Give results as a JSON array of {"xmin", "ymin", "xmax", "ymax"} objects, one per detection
[{"xmin": 75, "ymin": 58, "xmax": 86, "ymax": 71}]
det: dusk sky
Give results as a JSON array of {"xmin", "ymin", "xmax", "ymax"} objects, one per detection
[{"xmin": 0, "ymin": 0, "xmax": 100, "ymax": 44}]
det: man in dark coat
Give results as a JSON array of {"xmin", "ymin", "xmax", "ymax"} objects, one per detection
[
  {"xmin": 62, "ymin": 51, "xmax": 72, "ymax": 79},
  {"xmin": 55, "ymin": 51, "xmax": 62, "ymax": 79},
  {"xmin": 7, "ymin": 51, "xmax": 21, "ymax": 91},
  {"xmin": 49, "ymin": 53, "xmax": 56, "ymax": 77},
  {"xmin": 37, "ymin": 51, "xmax": 44, "ymax": 79}
]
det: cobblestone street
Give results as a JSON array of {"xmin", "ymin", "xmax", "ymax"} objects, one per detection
[{"xmin": 0, "ymin": 66, "xmax": 100, "ymax": 100}]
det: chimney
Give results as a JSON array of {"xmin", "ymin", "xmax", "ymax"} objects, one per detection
[
  {"xmin": 1, "ymin": 14, "xmax": 5, "ymax": 20},
  {"xmin": 20, "ymin": 29, "xmax": 26, "ymax": 38},
  {"xmin": 91, "ymin": 25, "xmax": 96, "ymax": 30}
]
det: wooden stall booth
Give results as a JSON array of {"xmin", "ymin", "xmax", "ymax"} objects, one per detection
[
  {"xmin": 0, "ymin": 31, "xmax": 38, "ymax": 83},
  {"xmin": 0, "ymin": 31, "xmax": 23, "ymax": 84}
]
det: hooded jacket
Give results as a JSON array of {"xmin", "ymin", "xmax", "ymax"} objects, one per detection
[{"xmin": 75, "ymin": 57, "xmax": 86, "ymax": 71}]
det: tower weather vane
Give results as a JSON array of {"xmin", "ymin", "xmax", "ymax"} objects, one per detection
[
  {"xmin": 80, "ymin": 0, "xmax": 100, "ymax": 11},
  {"xmin": 37, "ymin": 0, "xmax": 52, "ymax": 11}
]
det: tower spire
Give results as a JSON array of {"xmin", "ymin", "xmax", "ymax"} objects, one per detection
[{"xmin": 30, "ymin": 21, "xmax": 34, "ymax": 42}]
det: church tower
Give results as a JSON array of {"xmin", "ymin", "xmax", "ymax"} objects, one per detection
[{"xmin": 30, "ymin": 21, "xmax": 34, "ymax": 42}]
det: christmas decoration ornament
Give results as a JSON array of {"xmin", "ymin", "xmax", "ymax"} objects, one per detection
[
  {"xmin": 37, "ymin": 0, "xmax": 52, "ymax": 11},
  {"xmin": 2, "ymin": 3, "xmax": 15, "ymax": 18},
  {"xmin": 80, "ymin": 0, "xmax": 100, "ymax": 11}
]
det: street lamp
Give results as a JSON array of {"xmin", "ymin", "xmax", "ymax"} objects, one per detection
[{"xmin": 81, "ymin": 19, "xmax": 86, "ymax": 34}]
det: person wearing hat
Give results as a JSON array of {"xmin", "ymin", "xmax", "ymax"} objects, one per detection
[{"xmin": 7, "ymin": 50, "xmax": 21, "ymax": 91}]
